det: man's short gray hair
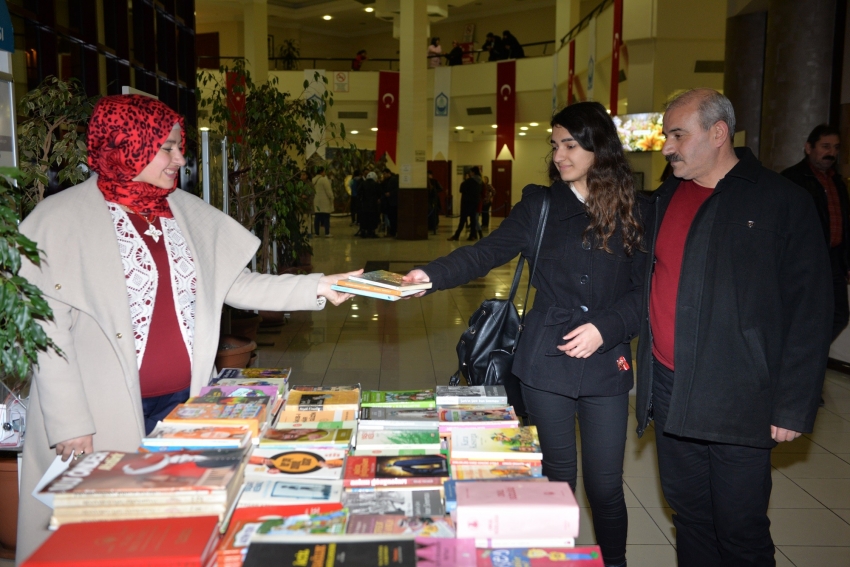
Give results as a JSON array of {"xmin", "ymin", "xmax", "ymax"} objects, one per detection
[{"xmin": 666, "ymin": 88, "xmax": 736, "ymax": 141}]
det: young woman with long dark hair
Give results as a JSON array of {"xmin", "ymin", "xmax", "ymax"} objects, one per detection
[{"xmin": 405, "ymin": 102, "xmax": 647, "ymax": 567}]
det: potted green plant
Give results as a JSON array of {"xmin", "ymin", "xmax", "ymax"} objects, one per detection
[{"xmin": 276, "ymin": 39, "xmax": 301, "ymax": 71}]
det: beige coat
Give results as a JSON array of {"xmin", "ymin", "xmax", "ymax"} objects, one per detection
[
  {"xmin": 312, "ymin": 174, "xmax": 334, "ymax": 214},
  {"xmin": 15, "ymin": 178, "xmax": 326, "ymax": 563}
]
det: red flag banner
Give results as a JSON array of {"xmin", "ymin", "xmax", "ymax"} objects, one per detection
[
  {"xmin": 610, "ymin": 0, "xmax": 623, "ymax": 115},
  {"xmin": 568, "ymin": 40, "xmax": 576, "ymax": 106},
  {"xmin": 376, "ymin": 71, "xmax": 400, "ymax": 163},
  {"xmin": 496, "ymin": 60, "xmax": 516, "ymax": 159},
  {"xmin": 226, "ymin": 71, "xmax": 246, "ymax": 144}
]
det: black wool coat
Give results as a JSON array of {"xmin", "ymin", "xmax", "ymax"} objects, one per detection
[
  {"xmin": 422, "ymin": 182, "xmax": 649, "ymax": 398},
  {"xmin": 635, "ymin": 148, "xmax": 833, "ymax": 449}
]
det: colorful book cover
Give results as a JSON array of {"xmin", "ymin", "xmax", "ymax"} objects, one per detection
[
  {"xmin": 354, "ymin": 429, "xmax": 441, "ymax": 456},
  {"xmin": 260, "ymin": 427, "xmax": 353, "ymax": 448},
  {"xmin": 346, "ymin": 515, "xmax": 455, "ymax": 538},
  {"xmin": 163, "ymin": 402, "xmax": 267, "ymax": 437},
  {"xmin": 216, "ymin": 367, "xmax": 292, "ymax": 380},
  {"xmin": 449, "ymin": 427, "xmax": 542, "ymax": 461},
  {"xmin": 273, "ymin": 420, "xmax": 358, "ymax": 430},
  {"xmin": 22, "ymin": 516, "xmax": 220, "ymax": 567},
  {"xmin": 358, "ymin": 407, "xmax": 440, "ymax": 429},
  {"xmin": 238, "ymin": 479, "xmax": 342, "ymax": 508},
  {"xmin": 444, "ymin": 478, "xmax": 549, "ymax": 512},
  {"xmin": 348, "ymin": 270, "xmax": 432, "ymax": 291},
  {"xmin": 252, "ymin": 509, "xmax": 349, "ymax": 536},
  {"xmin": 283, "ymin": 389, "xmax": 360, "ymax": 412},
  {"xmin": 335, "ymin": 279, "xmax": 423, "ymax": 297},
  {"xmin": 360, "ymin": 390, "xmax": 436, "ymax": 409},
  {"xmin": 435, "ymin": 385, "xmax": 508, "ymax": 406},
  {"xmin": 290, "ymin": 385, "xmax": 361, "ymax": 392},
  {"xmin": 197, "ymin": 384, "xmax": 278, "ymax": 401},
  {"xmin": 245, "ymin": 448, "xmax": 347, "ymax": 481},
  {"xmin": 414, "ymin": 537, "xmax": 477, "ymax": 567},
  {"xmin": 450, "ymin": 461, "xmax": 544, "ymax": 481},
  {"xmin": 275, "ymin": 409, "xmax": 357, "ymax": 425},
  {"xmin": 186, "ymin": 395, "xmax": 270, "ymax": 406},
  {"xmin": 341, "ymin": 489, "xmax": 445, "ymax": 516},
  {"xmin": 438, "ymin": 406, "xmax": 518, "ymax": 425},
  {"xmin": 243, "ymin": 539, "xmax": 417, "ymax": 567},
  {"xmin": 454, "ymin": 481, "xmax": 580, "ymax": 539},
  {"xmin": 475, "ymin": 546, "xmax": 604, "ymax": 566},
  {"xmin": 142, "ymin": 423, "xmax": 251, "ymax": 449},
  {"xmin": 332, "ymin": 284, "xmax": 403, "ymax": 302},
  {"xmin": 211, "ymin": 377, "xmax": 288, "ymax": 396},
  {"xmin": 343, "ymin": 455, "xmax": 449, "ymax": 488}
]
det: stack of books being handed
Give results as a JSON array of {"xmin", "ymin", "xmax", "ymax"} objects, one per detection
[{"xmin": 332, "ymin": 270, "xmax": 432, "ymax": 302}]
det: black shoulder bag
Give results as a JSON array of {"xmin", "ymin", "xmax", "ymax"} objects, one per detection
[{"xmin": 449, "ymin": 189, "xmax": 551, "ymax": 416}]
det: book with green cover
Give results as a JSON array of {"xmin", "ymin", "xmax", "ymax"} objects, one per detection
[
  {"xmin": 360, "ymin": 390, "xmax": 436, "ymax": 409},
  {"xmin": 449, "ymin": 426, "xmax": 543, "ymax": 461},
  {"xmin": 353, "ymin": 429, "xmax": 442, "ymax": 456}
]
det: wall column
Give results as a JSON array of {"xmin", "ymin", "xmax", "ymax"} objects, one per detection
[
  {"xmin": 723, "ymin": 10, "xmax": 766, "ymax": 156},
  {"xmin": 241, "ymin": 0, "xmax": 268, "ymax": 84},
  {"xmin": 396, "ymin": 0, "xmax": 429, "ymax": 240},
  {"xmin": 760, "ymin": 0, "xmax": 836, "ymax": 171}
]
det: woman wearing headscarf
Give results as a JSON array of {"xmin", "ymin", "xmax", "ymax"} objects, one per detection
[{"xmin": 15, "ymin": 95, "xmax": 359, "ymax": 562}]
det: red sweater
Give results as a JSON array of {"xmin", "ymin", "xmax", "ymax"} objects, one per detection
[
  {"xmin": 127, "ymin": 215, "xmax": 192, "ymax": 397},
  {"xmin": 650, "ymin": 180, "xmax": 713, "ymax": 370}
]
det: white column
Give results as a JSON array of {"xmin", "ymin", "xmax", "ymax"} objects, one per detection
[
  {"xmin": 397, "ymin": 0, "xmax": 428, "ymax": 189},
  {"xmin": 241, "ymin": 0, "xmax": 269, "ymax": 84}
]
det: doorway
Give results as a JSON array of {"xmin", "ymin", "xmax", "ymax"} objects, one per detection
[
  {"xmin": 426, "ymin": 160, "xmax": 452, "ymax": 216},
  {"xmin": 490, "ymin": 160, "xmax": 512, "ymax": 217}
]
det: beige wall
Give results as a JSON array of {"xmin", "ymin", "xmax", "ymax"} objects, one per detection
[{"xmin": 197, "ymin": 20, "xmax": 244, "ymax": 59}]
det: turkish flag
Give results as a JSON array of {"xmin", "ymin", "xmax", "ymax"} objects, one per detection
[
  {"xmin": 610, "ymin": 0, "xmax": 623, "ymax": 115},
  {"xmin": 226, "ymin": 71, "xmax": 246, "ymax": 144},
  {"xmin": 376, "ymin": 71, "xmax": 399, "ymax": 163},
  {"xmin": 496, "ymin": 60, "xmax": 516, "ymax": 159}
]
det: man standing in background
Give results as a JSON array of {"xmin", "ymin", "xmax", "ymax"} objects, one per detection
[{"xmin": 312, "ymin": 166, "xmax": 334, "ymax": 238}]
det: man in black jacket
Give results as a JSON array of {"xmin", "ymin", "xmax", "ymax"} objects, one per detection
[
  {"xmin": 636, "ymin": 89, "xmax": 832, "ymax": 566},
  {"xmin": 781, "ymin": 125, "xmax": 850, "ymax": 343},
  {"xmin": 448, "ymin": 167, "xmax": 483, "ymax": 241}
]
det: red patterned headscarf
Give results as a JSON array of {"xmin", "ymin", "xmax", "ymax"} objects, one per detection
[{"xmin": 87, "ymin": 95, "xmax": 185, "ymax": 218}]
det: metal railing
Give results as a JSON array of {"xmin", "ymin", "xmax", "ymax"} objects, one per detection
[{"xmin": 558, "ymin": 0, "xmax": 615, "ymax": 50}]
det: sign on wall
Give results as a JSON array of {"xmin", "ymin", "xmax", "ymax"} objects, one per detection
[{"xmin": 333, "ymin": 71, "xmax": 349, "ymax": 93}]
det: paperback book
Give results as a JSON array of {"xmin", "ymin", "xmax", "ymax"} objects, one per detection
[
  {"xmin": 353, "ymin": 429, "xmax": 442, "ymax": 456},
  {"xmin": 283, "ymin": 389, "xmax": 360, "ymax": 412},
  {"xmin": 331, "ymin": 283, "xmax": 405, "ymax": 302},
  {"xmin": 289, "ymin": 385, "xmax": 361, "ymax": 392},
  {"xmin": 341, "ymin": 488, "xmax": 445, "ymax": 516},
  {"xmin": 435, "ymin": 386, "xmax": 508, "ymax": 406},
  {"xmin": 245, "ymin": 447, "xmax": 347, "ymax": 481},
  {"xmin": 347, "ymin": 270, "xmax": 433, "ymax": 291},
  {"xmin": 335, "ymin": 279, "xmax": 423, "ymax": 297},
  {"xmin": 346, "ymin": 515, "xmax": 455, "ymax": 538},
  {"xmin": 259, "ymin": 427, "xmax": 353, "ymax": 449},
  {"xmin": 141, "ymin": 423, "xmax": 251, "ymax": 451},
  {"xmin": 216, "ymin": 367, "xmax": 292, "ymax": 380},
  {"xmin": 243, "ymin": 538, "xmax": 417, "ymax": 567},
  {"xmin": 450, "ymin": 461, "xmax": 544, "ymax": 481},
  {"xmin": 211, "ymin": 377, "xmax": 289, "ymax": 397},
  {"xmin": 238, "ymin": 479, "xmax": 342, "ymax": 508},
  {"xmin": 449, "ymin": 426, "xmax": 542, "ymax": 461},
  {"xmin": 360, "ymin": 390, "xmax": 436, "ymax": 409},
  {"xmin": 438, "ymin": 406, "xmax": 519, "ymax": 430},
  {"xmin": 343, "ymin": 455, "xmax": 449, "ymax": 488},
  {"xmin": 475, "ymin": 546, "xmax": 604, "ymax": 566},
  {"xmin": 197, "ymin": 384, "xmax": 279, "ymax": 401},
  {"xmin": 163, "ymin": 402, "xmax": 267, "ymax": 437},
  {"xmin": 358, "ymin": 407, "xmax": 440, "ymax": 430},
  {"xmin": 275, "ymin": 408, "xmax": 357, "ymax": 425}
]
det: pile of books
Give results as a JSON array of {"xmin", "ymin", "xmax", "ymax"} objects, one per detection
[{"xmin": 332, "ymin": 269, "xmax": 432, "ymax": 302}]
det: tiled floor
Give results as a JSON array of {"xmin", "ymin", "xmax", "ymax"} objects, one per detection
[
  {"xmin": 6, "ymin": 214, "xmax": 850, "ymax": 567},
  {"xmin": 282, "ymin": 215, "xmax": 850, "ymax": 566}
]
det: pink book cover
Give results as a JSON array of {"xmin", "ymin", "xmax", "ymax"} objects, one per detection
[
  {"xmin": 414, "ymin": 537, "xmax": 477, "ymax": 567},
  {"xmin": 454, "ymin": 481, "xmax": 579, "ymax": 539},
  {"xmin": 475, "ymin": 546, "xmax": 604, "ymax": 566}
]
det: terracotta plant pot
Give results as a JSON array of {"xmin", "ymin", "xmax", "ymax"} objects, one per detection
[
  {"xmin": 229, "ymin": 311, "xmax": 263, "ymax": 341},
  {"xmin": 215, "ymin": 335, "xmax": 257, "ymax": 369},
  {"xmin": 0, "ymin": 454, "xmax": 19, "ymax": 557},
  {"xmin": 259, "ymin": 310, "xmax": 286, "ymax": 327}
]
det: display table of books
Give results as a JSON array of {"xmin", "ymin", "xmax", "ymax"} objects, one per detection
[{"xmin": 23, "ymin": 368, "xmax": 604, "ymax": 567}]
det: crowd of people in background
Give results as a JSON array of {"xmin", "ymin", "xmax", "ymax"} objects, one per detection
[{"xmin": 424, "ymin": 30, "xmax": 525, "ymax": 68}]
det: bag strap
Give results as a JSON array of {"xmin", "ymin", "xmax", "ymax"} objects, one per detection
[{"xmin": 518, "ymin": 189, "xmax": 550, "ymax": 325}]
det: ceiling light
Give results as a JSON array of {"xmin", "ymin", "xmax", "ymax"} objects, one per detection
[
  {"xmin": 606, "ymin": 109, "xmax": 611, "ymax": 114},
  {"xmin": 371, "ymin": 127, "xmax": 378, "ymax": 131},
  {"xmin": 323, "ymin": 14, "xmax": 332, "ymax": 20},
  {"xmin": 519, "ymin": 132, "xmax": 526, "ymax": 136},
  {"xmin": 199, "ymin": 127, "xmax": 210, "ymax": 131},
  {"xmin": 364, "ymin": 6, "xmax": 374, "ymax": 12},
  {"xmin": 547, "ymin": 128, "xmax": 552, "ymax": 132},
  {"xmin": 491, "ymin": 124, "xmax": 497, "ymax": 128},
  {"xmin": 350, "ymin": 130, "xmax": 359, "ymax": 134},
  {"xmin": 520, "ymin": 126, "xmax": 528, "ymax": 131},
  {"xmin": 455, "ymin": 126, "xmax": 464, "ymax": 130},
  {"xmin": 529, "ymin": 122, "xmax": 539, "ymax": 127}
]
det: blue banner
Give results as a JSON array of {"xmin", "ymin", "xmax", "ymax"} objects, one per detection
[{"xmin": 0, "ymin": 1, "xmax": 13, "ymax": 53}]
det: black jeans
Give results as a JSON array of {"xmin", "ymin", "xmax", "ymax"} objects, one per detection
[
  {"xmin": 521, "ymin": 381, "xmax": 628, "ymax": 566},
  {"xmin": 652, "ymin": 360, "xmax": 774, "ymax": 567},
  {"xmin": 314, "ymin": 212, "xmax": 330, "ymax": 235},
  {"xmin": 481, "ymin": 202, "xmax": 492, "ymax": 228},
  {"xmin": 829, "ymin": 245, "xmax": 849, "ymax": 341}
]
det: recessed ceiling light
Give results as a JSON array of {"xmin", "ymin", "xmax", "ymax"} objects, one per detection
[
  {"xmin": 519, "ymin": 132, "xmax": 526, "ymax": 136},
  {"xmin": 547, "ymin": 128, "xmax": 552, "ymax": 132},
  {"xmin": 364, "ymin": 6, "xmax": 374, "ymax": 12},
  {"xmin": 520, "ymin": 126, "xmax": 528, "ymax": 131},
  {"xmin": 606, "ymin": 109, "xmax": 611, "ymax": 114},
  {"xmin": 323, "ymin": 14, "xmax": 332, "ymax": 20},
  {"xmin": 491, "ymin": 124, "xmax": 497, "ymax": 128},
  {"xmin": 371, "ymin": 127, "xmax": 378, "ymax": 131},
  {"xmin": 455, "ymin": 126, "xmax": 464, "ymax": 130},
  {"xmin": 529, "ymin": 122, "xmax": 538, "ymax": 126},
  {"xmin": 350, "ymin": 130, "xmax": 359, "ymax": 134},
  {"xmin": 199, "ymin": 127, "xmax": 210, "ymax": 131}
]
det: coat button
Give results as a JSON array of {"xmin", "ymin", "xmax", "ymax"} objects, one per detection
[
  {"xmin": 116, "ymin": 333, "xmax": 123, "ymax": 339},
  {"xmin": 580, "ymin": 275, "xmax": 588, "ymax": 284},
  {"xmin": 582, "ymin": 241, "xmax": 591, "ymax": 250},
  {"xmin": 54, "ymin": 284, "xmax": 61, "ymax": 290}
]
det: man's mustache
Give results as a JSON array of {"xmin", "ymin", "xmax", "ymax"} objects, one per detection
[
  {"xmin": 822, "ymin": 155, "xmax": 836, "ymax": 162},
  {"xmin": 666, "ymin": 154, "xmax": 683, "ymax": 163}
]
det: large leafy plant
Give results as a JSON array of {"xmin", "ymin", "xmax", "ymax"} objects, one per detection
[
  {"xmin": 197, "ymin": 59, "xmax": 354, "ymax": 272},
  {"xmin": 0, "ymin": 167, "xmax": 60, "ymax": 382}
]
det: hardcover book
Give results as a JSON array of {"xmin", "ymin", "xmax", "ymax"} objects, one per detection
[
  {"xmin": 163, "ymin": 403, "xmax": 267, "ymax": 437},
  {"xmin": 238, "ymin": 479, "xmax": 342, "ymax": 508},
  {"xmin": 454, "ymin": 481, "xmax": 580, "ymax": 539},
  {"xmin": 21, "ymin": 516, "xmax": 220, "ymax": 567},
  {"xmin": 360, "ymin": 390, "xmax": 436, "ymax": 409},
  {"xmin": 346, "ymin": 515, "xmax": 455, "ymax": 538},
  {"xmin": 435, "ymin": 386, "xmax": 508, "ymax": 406},
  {"xmin": 341, "ymin": 488, "xmax": 445, "ymax": 516},
  {"xmin": 353, "ymin": 429, "xmax": 441, "ymax": 456},
  {"xmin": 283, "ymin": 389, "xmax": 360, "ymax": 412},
  {"xmin": 358, "ymin": 407, "xmax": 440, "ymax": 429},
  {"xmin": 243, "ymin": 538, "xmax": 417, "ymax": 567},
  {"xmin": 347, "ymin": 269, "xmax": 432, "ymax": 291},
  {"xmin": 343, "ymin": 455, "xmax": 449, "ymax": 488},
  {"xmin": 259, "ymin": 427, "xmax": 353, "ymax": 449},
  {"xmin": 245, "ymin": 448, "xmax": 347, "ymax": 481},
  {"xmin": 449, "ymin": 427, "xmax": 542, "ymax": 461}
]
